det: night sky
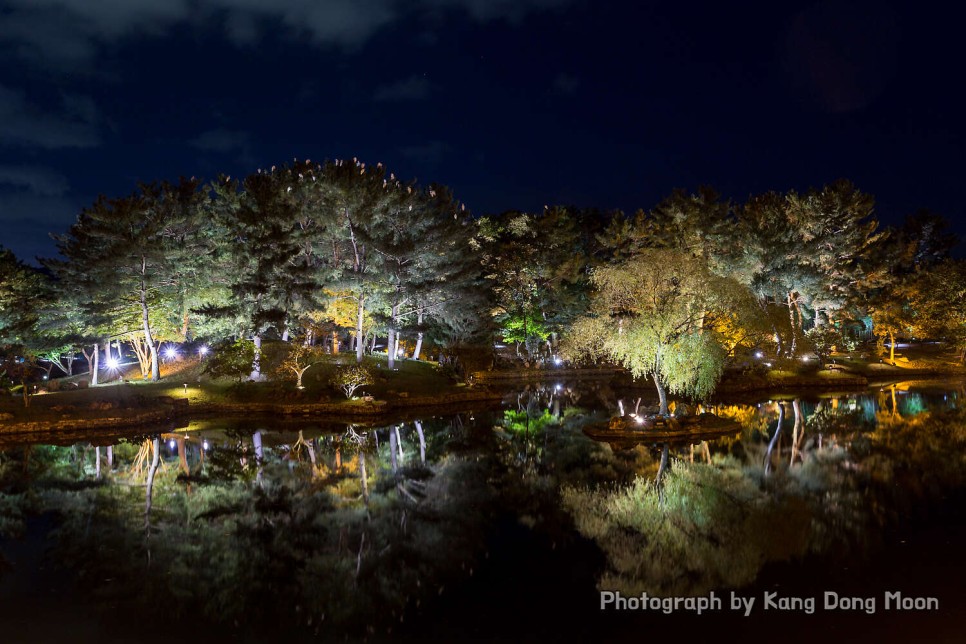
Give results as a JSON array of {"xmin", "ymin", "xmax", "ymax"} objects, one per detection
[{"xmin": 0, "ymin": 0, "xmax": 963, "ymax": 262}]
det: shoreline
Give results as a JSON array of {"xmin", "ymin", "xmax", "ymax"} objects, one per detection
[
  {"xmin": 0, "ymin": 388, "xmax": 506, "ymax": 438},
  {"xmin": 2, "ymin": 362, "xmax": 963, "ymax": 439}
]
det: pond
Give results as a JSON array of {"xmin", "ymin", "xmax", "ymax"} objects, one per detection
[{"xmin": 1, "ymin": 380, "xmax": 965, "ymax": 642}]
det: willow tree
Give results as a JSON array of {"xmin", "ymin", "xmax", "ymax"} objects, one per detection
[{"xmin": 563, "ymin": 249, "xmax": 729, "ymax": 415}]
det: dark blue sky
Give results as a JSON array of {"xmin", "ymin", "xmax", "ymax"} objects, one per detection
[{"xmin": 1, "ymin": 0, "xmax": 963, "ymax": 262}]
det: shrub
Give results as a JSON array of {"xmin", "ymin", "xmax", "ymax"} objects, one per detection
[
  {"xmin": 331, "ymin": 364, "xmax": 374, "ymax": 398},
  {"xmin": 202, "ymin": 339, "xmax": 255, "ymax": 381}
]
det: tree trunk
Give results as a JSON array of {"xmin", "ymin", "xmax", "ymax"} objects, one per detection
[
  {"xmin": 178, "ymin": 437, "xmax": 189, "ymax": 475},
  {"xmin": 389, "ymin": 427, "xmax": 398, "ymax": 472},
  {"xmin": 140, "ymin": 266, "xmax": 160, "ymax": 381},
  {"xmin": 307, "ymin": 436, "xmax": 317, "ymax": 472},
  {"xmin": 359, "ymin": 453, "xmax": 369, "ymax": 507},
  {"xmin": 415, "ymin": 420, "xmax": 426, "ymax": 464},
  {"xmin": 88, "ymin": 343, "xmax": 99, "ymax": 386},
  {"xmin": 889, "ymin": 330, "xmax": 895, "ymax": 364},
  {"xmin": 107, "ymin": 445, "xmax": 113, "ymax": 470},
  {"xmin": 252, "ymin": 431, "xmax": 264, "ymax": 483},
  {"xmin": 95, "ymin": 446, "xmax": 101, "ymax": 479},
  {"xmin": 790, "ymin": 399, "xmax": 804, "ymax": 466},
  {"xmin": 655, "ymin": 443, "xmax": 670, "ymax": 492},
  {"xmin": 295, "ymin": 366, "xmax": 309, "ymax": 388},
  {"xmin": 787, "ymin": 292, "xmax": 797, "ymax": 357},
  {"xmin": 145, "ymin": 437, "xmax": 161, "ymax": 530},
  {"xmin": 355, "ymin": 295, "xmax": 366, "ymax": 363},
  {"xmin": 250, "ymin": 334, "xmax": 262, "ymax": 380},
  {"xmin": 370, "ymin": 332, "xmax": 377, "ymax": 354},
  {"xmin": 281, "ymin": 328, "xmax": 289, "ymax": 342},
  {"xmin": 331, "ymin": 330, "xmax": 339, "ymax": 355},
  {"xmin": 387, "ymin": 326, "xmax": 396, "ymax": 369},
  {"xmin": 413, "ymin": 310, "xmax": 424, "ymax": 360},
  {"xmin": 764, "ymin": 402, "xmax": 785, "ymax": 476},
  {"xmin": 654, "ymin": 376, "xmax": 669, "ymax": 416},
  {"xmin": 413, "ymin": 332, "xmax": 423, "ymax": 361}
]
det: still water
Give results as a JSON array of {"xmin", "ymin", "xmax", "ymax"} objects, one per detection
[{"xmin": 1, "ymin": 380, "xmax": 964, "ymax": 643}]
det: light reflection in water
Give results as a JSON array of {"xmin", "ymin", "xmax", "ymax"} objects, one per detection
[{"xmin": 0, "ymin": 380, "xmax": 963, "ymax": 639}]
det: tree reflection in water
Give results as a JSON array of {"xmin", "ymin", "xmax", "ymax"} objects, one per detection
[
  {"xmin": 565, "ymin": 388, "xmax": 966, "ymax": 599},
  {"xmin": 0, "ymin": 383, "xmax": 964, "ymax": 638},
  {"xmin": 1, "ymin": 416, "xmax": 507, "ymax": 638}
]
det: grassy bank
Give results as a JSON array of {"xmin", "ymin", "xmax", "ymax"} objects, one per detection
[
  {"xmin": 0, "ymin": 353, "xmax": 496, "ymax": 433},
  {"xmin": 3, "ymin": 343, "xmax": 963, "ymax": 434}
]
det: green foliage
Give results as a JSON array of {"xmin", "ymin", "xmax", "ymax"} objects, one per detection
[
  {"xmin": 804, "ymin": 325, "xmax": 844, "ymax": 362},
  {"xmin": 269, "ymin": 340, "xmax": 323, "ymax": 387},
  {"xmin": 564, "ymin": 249, "xmax": 729, "ymax": 402},
  {"xmin": 331, "ymin": 363, "xmax": 374, "ymax": 398},
  {"xmin": 500, "ymin": 408, "xmax": 558, "ymax": 436},
  {"xmin": 482, "ymin": 208, "xmax": 605, "ymax": 359},
  {"xmin": 563, "ymin": 460, "xmax": 810, "ymax": 596},
  {"xmin": 905, "ymin": 260, "xmax": 966, "ymax": 352},
  {"xmin": 202, "ymin": 338, "xmax": 255, "ymax": 381},
  {"xmin": 501, "ymin": 314, "xmax": 550, "ymax": 345},
  {"xmin": 0, "ymin": 247, "xmax": 47, "ymax": 346},
  {"xmin": 0, "ymin": 491, "xmax": 27, "ymax": 540}
]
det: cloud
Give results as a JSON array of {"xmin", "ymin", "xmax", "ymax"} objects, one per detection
[
  {"xmin": 0, "ymin": 0, "xmax": 395, "ymax": 65},
  {"xmin": 374, "ymin": 76, "xmax": 433, "ymax": 102},
  {"xmin": 0, "ymin": 166, "xmax": 70, "ymax": 196},
  {"xmin": 0, "ymin": 0, "xmax": 192, "ymax": 67},
  {"xmin": 423, "ymin": 0, "xmax": 572, "ymax": 23},
  {"xmin": 553, "ymin": 72, "xmax": 579, "ymax": 95},
  {"xmin": 0, "ymin": 1, "xmax": 575, "ymax": 68},
  {"xmin": 0, "ymin": 85, "xmax": 101, "ymax": 148},
  {"xmin": 0, "ymin": 191, "xmax": 78, "ymax": 227}
]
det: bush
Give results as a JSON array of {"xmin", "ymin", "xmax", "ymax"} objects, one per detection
[{"xmin": 202, "ymin": 339, "xmax": 255, "ymax": 381}]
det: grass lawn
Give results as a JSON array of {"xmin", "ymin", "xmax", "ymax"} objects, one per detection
[{"xmin": 0, "ymin": 352, "xmax": 465, "ymax": 422}]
